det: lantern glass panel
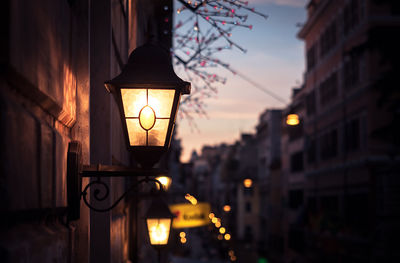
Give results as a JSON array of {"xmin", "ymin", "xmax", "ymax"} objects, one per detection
[
  {"xmin": 148, "ymin": 119, "xmax": 169, "ymax": 146},
  {"xmin": 146, "ymin": 218, "xmax": 172, "ymax": 245},
  {"xmin": 126, "ymin": 119, "xmax": 146, "ymax": 145},
  {"xmin": 121, "ymin": 88, "xmax": 176, "ymax": 147},
  {"xmin": 148, "ymin": 89, "xmax": 175, "ymax": 117}
]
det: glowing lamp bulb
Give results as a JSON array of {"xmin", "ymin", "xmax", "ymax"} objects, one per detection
[
  {"xmin": 243, "ymin": 178, "xmax": 252, "ymax": 188},
  {"xmin": 286, "ymin": 114, "xmax": 300, "ymax": 126},
  {"xmin": 139, "ymin": 105, "xmax": 156, "ymax": 130}
]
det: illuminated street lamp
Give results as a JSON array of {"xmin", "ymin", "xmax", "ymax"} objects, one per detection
[
  {"xmin": 145, "ymin": 196, "xmax": 174, "ymax": 248},
  {"xmin": 286, "ymin": 113, "xmax": 300, "ymax": 126},
  {"xmin": 155, "ymin": 175, "xmax": 172, "ymax": 191},
  {"xmin": 105, "ymin": 43, "xmax": 191, "ymax": 168},
  {"xmin": 223, "ymin": 205, "xmax": 231, "ymax": 212},
  {"xmin": 243, "ymin": 178, "xmax": 253, "ymax": 188}
]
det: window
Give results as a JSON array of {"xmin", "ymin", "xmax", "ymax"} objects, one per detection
[
  {"xmin": 245, "ymin": 225, "xmax": 253, "ymax": 240},
  {"xmin": 244, "ymin": 187, "xmax": 253, "ymax": 196},
  {"xmin": 289, "ymin": 121, "xmax": 303, "ymax": 141},
  {"xmin": 306, "ymin": 90, "xmax": 316, "ymax": 116},
  {"xmin": 344, "ymin": 55, "xmax": 360, "ymax": 90},
  {"xmin": 345, "ymin": 193, "xmax": 369, "ymax": 236},
  {"xmin": 245, "ymin": 202, "xmax": 252, "ymax": 213},
  {"xmin": 289, "ymin": 189, "xmax": 304, "ymax": 209},
  {"xmin": 289, "ymin": 226, "xmax": 305, "ymax": 252},
  {"xmin": 319, "ymin": 72, "xmax": 338, "ymax": 106},
  {"xmin": 320, "ymin": 129, "xmax": 338, "ymax": 160},
  {"xmin": 290, "ymin": 151, "xmax": 304, "ymax": 172},
  {"xmin": 307, "ymin": 44, "xmax": 317, "ymax": 71},
  {"xmin": 319, "ymin": 20, "xmax": 337, "ymax": 57},
  {"xmin": 345, "ymin": 118, "xmax": 360, "ymax": 152},
  {"xmin": 306, "ymin": 138, "xmax": 316, "ymax": 163},
  {"xmin": 343, "ymin": 0, "xmax": 360, "ymax": 36}
]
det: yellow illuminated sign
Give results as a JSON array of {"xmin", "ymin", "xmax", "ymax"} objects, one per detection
[{"xmin": 169, "ymin": 202, "xmax": 211, "ymax": 228}]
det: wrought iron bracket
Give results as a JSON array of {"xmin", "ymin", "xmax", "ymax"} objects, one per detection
[{"xmin": 67, "ymin": 141, "xmax": 166, "ymax": 221}]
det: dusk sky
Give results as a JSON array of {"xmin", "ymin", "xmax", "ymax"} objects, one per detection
[{"xmin": 174, "ymin": 0, "xmax": 308, "ymax": 162}]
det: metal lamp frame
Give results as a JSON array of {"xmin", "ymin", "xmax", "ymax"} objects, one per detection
[{"xmin": 67, "ymin": 141, "xmax": 167, "ymax": 221}]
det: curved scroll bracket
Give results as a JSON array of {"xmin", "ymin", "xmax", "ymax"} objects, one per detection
[{"xmin": 67, "ymin": 141, "xmax": 166, "ymax": 221}]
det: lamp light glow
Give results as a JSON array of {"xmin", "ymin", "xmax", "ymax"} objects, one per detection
[
  {"xmin": 223, "ymin": 205, "xmax": 231, "ymax": 212},
  {"xmin": 286, "ymin": 114, "xmax": 300, "ymax": 126},
  {"xmin": 243, "ymin": 178, "xmax": 253, "ymax": 188},
  {"xmin": 219, "ymin": 227, "xmax": 226, "ymax": 234},
  {"xmin": 155, "ymin": 175, "xmax": 172, "ymax": 191},
  {"xmin": 224, "ymin": 233, "xmax": 231, "ymax": 240}
]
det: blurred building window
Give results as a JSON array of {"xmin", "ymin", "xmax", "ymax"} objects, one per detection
[
  {"xmin": 319, "ymin": 19, "xmax": 337, "ymax": 57},
  {"xmin": 320, "ymin": 129, "xmax": 338, "ymax": 160},
  {"xmin": 289, "ymin": 189, "xmax": 304, "ymax": 209},
  {"xmin": 307, "ymin": 43, "xmax": 317, "ymax": 71},
  {"xmin": 306, "ymin": 90, "xmax": 316, "ymax": 116},
  {"xmin": 319, "ymin": 71, "xmax": 338, "ymax": 106},
  {"xmin": 245, "ymin": 225, "xmax": 253, "ymax": 240},
  {"xmin": 345, "ymin": 193, "xmax": 369, "ymax": 236},
  {"xmin": 244, "ymin": 187, "xmax": 254, "ymax": 196},
  {"xmin": 306, "ymin": 138, "xmax": 316, "ymax": 163},
  {"xmin": 343, "ymin": 0, "xmax": 360, "ymax": 36},
  {"xmin": 245, "ymin": 202, "xmax": 252, "ymax": 213},
  {"xmin": 289, "ymin": 226, "xmax": 305, "ymax": 253},
  {"xmin": 344, "ymin": 55, "xmax": 360, "ymax": 90},
  {"xmin": 345, "ymin": 118, "xmax": 360, "ymax": 152},
  {"xmin": 290, "ymin": 151, "xmax": 304, "ymax": 172},
  {"xmin": 289, "ymin": 121, "xmax": 303, "ymax": 141}
]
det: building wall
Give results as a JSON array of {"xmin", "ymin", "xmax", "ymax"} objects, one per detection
[
  {"xmin": 0, "ymin": 0, "xmax": 173, "ymax": 262},
  {"xmin": 287, "ymin": 0, "xmax": 400, "ymax": 262}
]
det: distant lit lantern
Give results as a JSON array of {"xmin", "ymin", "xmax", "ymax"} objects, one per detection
[
  {"xmin": 224, "ymin": 233, "xmax": 231, "ymax": 240},
  {"xmin": 286, "ymin": 114, "xmax": 300, "ymax": 126},
  {"xmin": 211, "ymin": 217, "xmax": 218, "ymax": 224},
  {"xmin": 231, "ymin": 255, "xmax": 237, "ymax": 261},
  {"xmin": 243, "ymin": 178, "xmax": 253, "ymax": 188},
  {"xmin": 223, "ymin": 205, "xmax": 231, "ymax": 212},
  {"xmin": 218, "ymin": 234, "xmax": 223, "ymax": 240},
  {"xmin": 215, "ymin": 221, "xmax": 221, "ymax": 228},
  {"xmin": 179, "ymin": 231, "xmax": 186, "ymax": 238},
  {"xmin": 145, "ymin": 197, "xmax": 174, "ymax": 248},
  {"xmin": 209, "ymin": 213, "xmax": 215, "ymax": 219},
  {"xmin": 180, "ymin": 237, "xmax": 187, "ymax": 244},
  {"xmin": 219, "ymin": 227, "xmax": 226, "ymax": 234},
  {"xmin": 105, "ymin": 43, "xmax": 191, "ymax": 168},
  {"xmin": 155, "ymin": 175, "xmax": 172, "ymax": 191}
]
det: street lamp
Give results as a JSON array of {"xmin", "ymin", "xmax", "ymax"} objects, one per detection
[
  {"xmin": 223, "ymin": 205, "xmax": 231, "ymax": 212},
  {"xmin": 243, "ymin": 178, "xmax": 253, "ymax": 188},
  {"xmin": 145, "ymin": 196, "xmax": 175, "ymax": 248},
  {"xmin": 105, "ymin": 43, "xmax": 191, "ymax": 168},
  {"xmin": 286, "ymin": 113, "xmax": 300, "ymax": 126}
]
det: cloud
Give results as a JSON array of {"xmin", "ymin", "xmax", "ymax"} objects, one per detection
[{"xmin": 248, "ymin": 0, "xmax": 308, "ymax": 7}]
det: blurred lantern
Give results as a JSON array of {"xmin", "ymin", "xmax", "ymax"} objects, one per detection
[
  {"xmin": 219, "ymin": 227, "xmax": 226, "ymax": 234},
  {"xmin": 145, "ymin": 197, "xmax": 174, "ymax": 248},
  {"xmin": 179, "ymin": 231, "xmax": 186, "ymax": 238},
  {"xmin": 105, "ymin": 43, "xmax": 191, "ymax": 168},
  {"xmin": 224, "ymin": 233, "xmax": 231, "ymax": 240},
  {"xmin": 215, "ymin": 221, "xmax": 221, "ymax": 228},
  {"xmin": 218, "ymin": 234, "xmax": 223, "ymax": 240},
  {"xmin": 223, "ymin": 205, "xmax": 231, "ymax": 212},
  {"xmin": 286, "ymin": 114, "xmax": 300, "ymax": 126},
  {"xmin": 209, "ymin": 212, "xmax": 215, "ymax": 219},
  {"xmin": 243, "ymin": 178, "xmax": 253, "ymax": 188},
  {"xmin": 155, "ymin": 175, "xmax": 172, "ymax": 191},
  {"xmin": 211, "ymin": 217, "xmax": 218, "ymax": 224},
  {"xmin": 180, "ymin": 237, "xmax": 187, "ymax": 244}
]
